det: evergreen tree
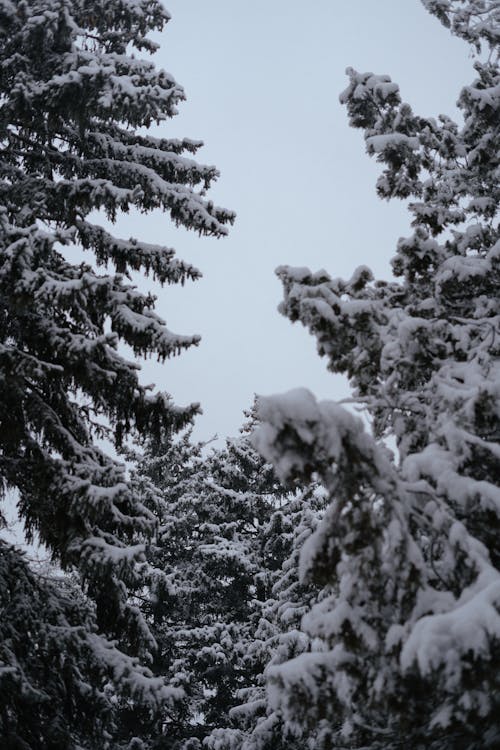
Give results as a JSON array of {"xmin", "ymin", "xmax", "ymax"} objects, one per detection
[
  {"xmin": 0, "ymin": 1, "xmax": 233, "ymax": 747},
  {"xmin": 134, "ymin": 430, "xmax": 292, "ymax": 749},
  {"xmin": 1, "ymin": 541, "xmax": 108, "ymax": 749},
  {"xmin": 206, "ymin": 485, "xmax": 327, "ymax": 750},
  {"xmin": 252, "ymin": 2, "xmax": 499, "ymax": 748}
]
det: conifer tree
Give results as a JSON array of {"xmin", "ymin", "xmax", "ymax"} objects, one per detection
[
  {"xmin": 0, "ymin": 1, "xmax": 233, "ymax": 746},
  {"xmin": 206, "ymin": 485, "xmax": 327, "ymax": 750},
  {"xmin": 1, "ymin": 541, "xmax": 117, "ymax": 749},
  {"xmin": 252, "ymin": 2, "xmax": 499, "ymax": 748},
  {"xmin": 134, "ymin": 430, "xmax": 292, "ymax": 749}
]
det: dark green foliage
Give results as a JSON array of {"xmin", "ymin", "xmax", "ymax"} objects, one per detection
[
  {"xmin": 0, "ymin": 1, "xmax": 233, "ymax": 747},
  {"xmin": 132, "ymin": 431, "xmax": 303, "ymax": 749},
  {"xmin": 0, "ymin": 542, "xmax": 110, "ymax": 749}
]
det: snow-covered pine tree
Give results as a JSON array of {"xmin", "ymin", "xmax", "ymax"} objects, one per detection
[
  {"xmin": 1, "ymin": 541, "xmax": 113, "ymax": 749},
  {"xmin": 0, "ymin": 1, "xmax": 233, "ymax": 746},
  {"xmin": 252, "ymin": 391, "xmax": 426, "ymax": 750},
  {"xmin": 251, "ymin": 2, "xmax": 499, "ymax": 748},
  {"xmin": 206, "ymin": 485, "xmax": 327, "ymax": 750},
  {"xmin": 134, "ymin": 430, "xmax": 292, "ymax": 749}
]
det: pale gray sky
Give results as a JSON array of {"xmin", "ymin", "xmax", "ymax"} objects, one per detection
[{"xmin": 116, "ymin": 0, "xmax": 475, "ymax": 442}]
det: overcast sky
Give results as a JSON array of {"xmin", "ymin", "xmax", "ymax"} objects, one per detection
[{"xmin": 116, "ymin": 0, "xmax": 474, "ymax": 443}]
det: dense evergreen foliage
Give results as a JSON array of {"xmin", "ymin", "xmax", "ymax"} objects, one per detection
[
  {"xmin": 253, "ymin": 2, "xmax": 499, "ymax": 748},
  {"xmin": 0, "ymin": 1, "xmax": 232, "ymax": 747},
  {"xmin": 1, "ymin": 542, "xmax": 114, "ymax": 749},
  {"xmin": 205, "ymin": 485, "xmax": 327, "ymax": 750},
  {"xmin": 134, "ymin": 431, "xmax": 296, "ymax": 748}
]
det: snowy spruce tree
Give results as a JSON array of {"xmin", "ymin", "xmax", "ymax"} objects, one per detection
[
  {"xmin": 0, "ymin": 1, "xmax": 233, "ymax": 747},
  {"xmin": 252, "ymin": 2, "xmax": 499, "ymax": 748},
  {"xmin": 206, "ymin": 485, "xmax": 328, "ymax": 750},
  {"xmin": 134, "ymin": 429, "xmax": 294, "ymax": 749}
]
